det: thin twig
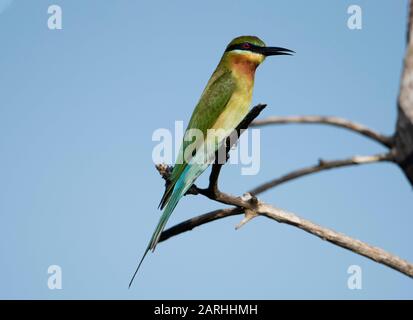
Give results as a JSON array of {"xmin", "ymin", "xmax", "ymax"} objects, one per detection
[
  {"xmin": 251, "ymin": 115, "xmax": 394, "ymax": 148},
  {"xmin": 248, "ymin": 152, "xmax": 395, "ymax": 195}
]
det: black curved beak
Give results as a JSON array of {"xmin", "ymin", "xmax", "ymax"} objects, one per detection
[{"xmin": 259, "ymin": 46, "xmax": 295, "ymax": 56}]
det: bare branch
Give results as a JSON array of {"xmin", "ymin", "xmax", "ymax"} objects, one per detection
[
  {"xmin": 251, "ymin": 115, "xmax": 394, "ymax": 148},
  {"xmin": 159, "ymin": 207, "xmax": 243, "ymax": 242},
  {"xmin": 159, "ymin": 193, "xmax": 413, "ymax": 279},
  {"xmin": 259, "ymin": 203, "xmax": 413, "ymax": 278},
  {"xmin": 158, "ymin": 151, "xmax": 396, "ymax": 242},
  {"xmin": 248, "ymin": 152, "xmax": 396, "ymax": 195}
]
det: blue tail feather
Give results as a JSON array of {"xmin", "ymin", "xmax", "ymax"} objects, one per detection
[{"xmin": 129, "ymin": 164, "xmax": 207, "ymax": 287}]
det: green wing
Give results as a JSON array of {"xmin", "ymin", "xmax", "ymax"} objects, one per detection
[{"xmin": 159, "ymin": 67, "xmax": 236, "ymax": 209}]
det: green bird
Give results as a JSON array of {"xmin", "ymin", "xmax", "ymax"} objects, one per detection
[{"xmin": 129, "ymin": 35, "xmax": 293, "ymax": 287}]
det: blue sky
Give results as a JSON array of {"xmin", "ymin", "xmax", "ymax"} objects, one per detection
[
  {"xmin": 0, "ymin": 0, "xmax": 412, "ymax": 299},
  {"xmin": 0, "ymin": 0, "xmax": 12, "ymax": 14}
]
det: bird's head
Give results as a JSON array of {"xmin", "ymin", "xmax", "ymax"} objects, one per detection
[{"xmin": 224, "ymin": 35, "xmax": 293, "ymax": 69}]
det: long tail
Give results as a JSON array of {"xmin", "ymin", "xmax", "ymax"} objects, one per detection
[{"xmin": 128, "ymin": 165, "xmax": 206, "ymax": 288}]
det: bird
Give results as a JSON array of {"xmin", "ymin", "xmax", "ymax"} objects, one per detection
[{"xmin": 129, "ymin": 35, "xmax": 293, "ymax": 287}]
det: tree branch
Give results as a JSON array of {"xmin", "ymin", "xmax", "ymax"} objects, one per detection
[
  {"xmin": 251, "ymin": 115, "xmax": 394, "ymax": 148},
  {"xmin": 248, "ymin": 152, "xmax": 395, "ymax": 195},
  {"xmin": 159, "ymin": 207, "xmax": 243, "ymax": 242},
  {"xmin": 159, "ymin": 185, "xmax": 413, "ymax": 279},
  {"xmin": 259, "ymin": 203, "xmax": 413, "ymax": 278}
]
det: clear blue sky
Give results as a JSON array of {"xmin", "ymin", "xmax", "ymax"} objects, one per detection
[{"xmin": 0, "ymin": 0, "xmax": 412, "ymax": 299}]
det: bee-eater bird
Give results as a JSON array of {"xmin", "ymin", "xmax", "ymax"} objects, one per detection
[{"xmin": 129, "ymin": 35, "xmax": 293, "ymax": 287}]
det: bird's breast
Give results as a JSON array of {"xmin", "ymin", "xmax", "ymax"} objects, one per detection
[{"xmin": 212, "ymin": 85, "xmax": 253, "ymax": 132}]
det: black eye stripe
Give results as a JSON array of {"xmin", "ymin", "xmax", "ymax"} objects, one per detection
[{"xmin": 225, "ymin": 42, "xmax": 260, "ymax": 53}]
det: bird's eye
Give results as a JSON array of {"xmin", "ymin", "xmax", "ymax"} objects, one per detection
[{"xmin": 242, "ymin": 43, "xmax": 251, "ymax": 49}]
